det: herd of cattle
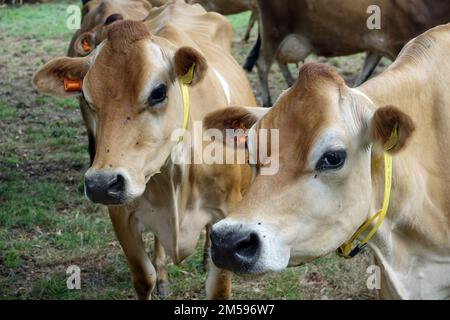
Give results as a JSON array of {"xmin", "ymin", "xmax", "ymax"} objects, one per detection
[{"xmin": 31, "ymin": 0, "xmax": 450, "ymax": 299}]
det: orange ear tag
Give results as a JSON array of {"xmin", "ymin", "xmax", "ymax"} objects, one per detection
[
  {"xmin": 64, "ymin": 79, "xmax": 83, "ymax": 92},
  {"xmin": 82, "ymin": 39, "xmax": 92, "ymax": 52},
  {"xmin": 237, "ymin": 135, "xmax": 247, "ymax": 147}
]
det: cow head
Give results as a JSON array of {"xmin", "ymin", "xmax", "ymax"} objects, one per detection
[
  {"xmin": 205, "ymin": 63, "xmax": 415, "ymax": 273},
  {"xmin": 71, "ymin": 0, "xmax": 153, "ymax": 56},
  {"xmin": 33, "ymin": 20, "xmax": 208, "ymax": 205},
  {"xmin": 73, "ymin": 13, "xmax": 124, "ymax": 56}
]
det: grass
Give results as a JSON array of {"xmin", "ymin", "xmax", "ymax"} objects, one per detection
[
  {"xmin": 0, "ymin": 0, "xmax": 78, "ymax": 39},
  {"xmin": 0, "ymin": 1, "xmax": 377, "ymax": 300},
  {"xmin": 0, "ymin": 103, "xmax": 18, "ymax": 118}
]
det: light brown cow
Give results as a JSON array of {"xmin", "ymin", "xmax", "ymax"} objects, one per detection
[
  {"xmin": 68, "ymin": 0, "xmax": 175, "ymax": 298},
  {"xmin": 33, "ymin": 1, "xmax": 256, "ymax": 299},
  {"xmin": 187, "ymin": 0, "xmax": 294, "ymax": 88},
  {"xmin": 247, "ymin": 0, "xmax": 450, "ymax": 107},
  {"xmin": 187, "ymin": 0, "xmax": 257, "ymax": 41},
  {"xmin": 206, "ymin": 24, "xmax": 450, "ymax": 299}
]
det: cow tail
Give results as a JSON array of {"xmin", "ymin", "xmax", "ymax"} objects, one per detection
[{"xmin": 243, "ymin": 32, "xmax": 261, "ymax": 72}]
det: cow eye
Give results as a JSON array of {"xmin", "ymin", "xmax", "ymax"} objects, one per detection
[
  {"xmin": 148, "ymin": 84, "xmax": 167, "ymax": 106},
  {"xmin": 316, "ymin": 149, "xmax": 346, "ymax": 171}
]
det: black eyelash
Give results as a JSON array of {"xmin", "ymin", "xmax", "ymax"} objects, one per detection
[
  {"xmin": 147, "ymin": 84, "xmax": 167, "ymax": 106},
  {"xmin": 315, "ymin": 150, "xmax": 347, "ymax": 171}
]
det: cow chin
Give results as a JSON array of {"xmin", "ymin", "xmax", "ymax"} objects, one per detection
[{"xmin": 210, "ymin": 219, "xmax": 290, "ymax": 274}]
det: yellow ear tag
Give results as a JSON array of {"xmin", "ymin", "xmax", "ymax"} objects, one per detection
[
  {"xmin": 384, "ymin": 123, "xmax": 398, "ymax": 151},
  {"xmin": 180, "ymin": 63, "xmax": 195, "ymax": 85},
  {"xmin": 177, "ymin": 63, "xmax": 195, "ymax": 142}
]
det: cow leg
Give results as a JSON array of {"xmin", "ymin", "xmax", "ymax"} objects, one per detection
[
  {"xmin": 256, "ymin": 54, "xmax": 274, "ymax": 107},
  {"xmin": 108, "ymin": 206, "xmax": 156, "ymax": 300},
  {"xmin": 353, "ymin": 51, "xmax": 382, "ymax": 87},
  {"xmin": 243, "ymin": 10, "xmax": 257, "ymax": 42},
  {"xmin": 153, "ymin": 236, "xmax": 170, "ymax": 298},
  {"xmin": 202, "ymin": 224, "xmax": 212, "ymax": 271},
  {"xmin": 205, "ymin": 261, "xmax": 232, "ymax": 300},
  {"xmin": 278, "ymin": 62, "xmax": 295, "ymax": 87}
]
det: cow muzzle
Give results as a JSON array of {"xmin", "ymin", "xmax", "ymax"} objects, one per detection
[
  {"xmin": 84, "ymin": 170, "xmax": 128, "ymax": 205},
  {"xmin": 210, "ymin": 226, "xmax": 261, "ymax": 273}
]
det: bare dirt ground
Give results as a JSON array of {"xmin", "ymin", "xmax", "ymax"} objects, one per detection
[{"xmin": 0, "ymin": 2, "xmax": 389, "ymax": 300}]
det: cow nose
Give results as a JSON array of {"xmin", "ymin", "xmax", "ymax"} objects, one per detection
[
  {"xmin": 210, "ymin": 228, "xmax": 261, "ymax": 273},
  {"xmin": 84, "ymin": 171, "xmax": 126, "ymax": 204}
]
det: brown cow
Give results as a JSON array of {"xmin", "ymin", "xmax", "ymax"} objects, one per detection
[
  {"xmin": 68, "ymin": 0, "xmax": 175, "ymax": 298},
  {"xmin": 205, "ymin": 24, "xmax": 450, "ymax": 299},
  {"xmin": 247, "ymin": 0, "xmax": 450, "ymax": 107},
  {"xmin": 70, "ymin": 0, "xmax": 225, "ymax": 283},
  {"xmin": 33, "ymin": 1, "xmax": 256, "ymax": 299}
]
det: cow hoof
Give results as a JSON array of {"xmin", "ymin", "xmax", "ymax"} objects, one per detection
[
  {"xmin": 133, "ymin": 279, "xmax": 153, "ymax": 300},
  {"xmin": 156, "ymin": 280, "xmax": 170, "ymax": 298}
]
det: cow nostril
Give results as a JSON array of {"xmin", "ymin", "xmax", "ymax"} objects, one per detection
[
  {"xmin": 108, "ymin": 173, "xmax": 125, "ymax": 193},
  {"xmin": 235, "ymin": 232, "xmax": 260, "ymax": 259},
  {"xmin": 210, "ymin": 229, "xmax": 261, "ymax": 273}
]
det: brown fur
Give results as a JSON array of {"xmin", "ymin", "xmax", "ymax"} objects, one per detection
[
  {"xmin": 173, "ymin": 46, "xmax": 208, "ymax": 85},
  {"xmin": 188, "ymin": 0, "xmax": 255, "ymax": 15},
  {"xmin": 203, "ymin": 107, "xmax": 259, "ymax": 133},
  {"xmin": 370, "ymin": 105, "xmax": 415, "ymax": 153},
  {"xmin": 107, "ymin": 20, "xmax": 150, "ymax": 53},
  {"xmin": 259, "ymin": 75, "xmax": 330, "ymax": 176},
  {"xmin": 255, "ymin": 0, "xmax": 450, "ymax": 106},
  {"xmin": 294, "ymin": 63, "xmax": 345, "ymax": 92},
  {"xmin": 104, "ymin": 13, "xmax": 124, "ymax": 25}
]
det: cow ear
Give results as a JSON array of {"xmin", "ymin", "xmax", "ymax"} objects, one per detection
[
  {"xmin": 104, "ymin": 13, "xmax": 124, "ymax": 26},
  {"xmin": 369, "ymin": 105, "xmax": 415, "ymax": 154},
  {"xmin": 32, "ymin": 57, "xmax": 90, "ymax": 97},
  {"xmin": 204, "ymin": 106, "xmax": 270, "ymax": 148},
  {"xmin": 173, "ymin": 46, "xmax": 208, "ymax": 86},
  {"xmin": 73, "ymin": 32, "xmax": 96, "ymax": 55}
]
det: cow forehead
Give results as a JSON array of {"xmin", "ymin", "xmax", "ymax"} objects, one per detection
[
  {"xmin": 259, "ymin": 81, "xmax": 348, "ymax": 175},
  {"xmin": 86, "ymin": 39, "xmax": 168, "ymax": 105}
]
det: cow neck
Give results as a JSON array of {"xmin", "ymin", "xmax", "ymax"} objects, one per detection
[
  {"xmin": 164, "ymin": 65, "xmax": 195, "ymax": 262},
  {"xmin": 337, "ymin": 152, "xmax": 393, "ymax": 258}
]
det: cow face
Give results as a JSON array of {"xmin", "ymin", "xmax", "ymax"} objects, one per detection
[
  {"xmin": 205, "ymin": 63, "xmax": 414, "ymax": 274},
  {"xmin": 33, "ymin": 20, "xmax": 208, "ymax": 205}
]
